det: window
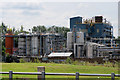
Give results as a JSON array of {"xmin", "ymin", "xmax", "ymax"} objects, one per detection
[{"xmin": 97, "ymin": 29, "xmax": 99, "ymax": 33}]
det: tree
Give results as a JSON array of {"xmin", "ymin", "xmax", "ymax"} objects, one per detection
[
  {"xmin": 47, "ymin": 26, "xmax": 70, "ymax": 38},
  {"xmin": 20, "ymin": 25, "xmax": 24, "ymax": 32},
  {"xmin": 32, "ymin": 26, "xmax": 37, "ymax": 33},
  {"xmin": 37, "ymin": 25, "xmax": 46, "ymax": 33},
  {"xmin": 12, "ymin": 27, "xmax": 15, "ymax": 33},
  {"xmin": 2, "ymin": 46, "xmax": 6, "ymax": 62},
  {"xmin": 32, "ymin": 25, "xmax": 47, "ymax": 33},
  {"xmin": 1, "ymin": 22, "xmax": 7, "ymax": 34}
]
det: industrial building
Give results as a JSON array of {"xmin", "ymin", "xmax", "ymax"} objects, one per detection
[
  {"xmin": 3, "ymin": 16, "xmax": 120, "ymax": 61},
  {"xmin": 4, "ymin": 31, "xmax": 66, "ymax": 57},
  {"xmin": 5, "ymin": 30, "xmax": 14, "ymax": 55},
  {"xmin": 70, "ymin": 16, "xmax": 113, "ymax": 38},
  {"xmin": 18, "ymin": 33, "xmax": 66, "ymax": 57},
  {"xmin": 67, "ymin": 16, "xmax": 120, "ymax": 59}
]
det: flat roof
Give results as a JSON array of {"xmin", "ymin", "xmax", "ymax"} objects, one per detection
[{"xmin": 48, "ymin": 52, "xmax": 72, "ymax": 57}]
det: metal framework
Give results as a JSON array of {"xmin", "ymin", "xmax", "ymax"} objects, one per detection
[{"xmin": 2, "ymin": 33, "xmax": 66, "ymax": 57}]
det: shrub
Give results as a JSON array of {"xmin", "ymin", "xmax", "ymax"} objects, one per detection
[
  {"xmin": 20, "ymin": 58, "xmax": 26, "ymax": 63},
  {"xmin": 35, "ymin": 58, "xmax": 40, "ymax": 63},
  {"xmin": 84, "ymin": 61, "xmax": 91, "ymax": 66},
  {"xmin": 5, "ymin": 53, "xmax": 13, "ymax": 63},
  {"xmin": 72, "ymin": 60, "xmax": 79, "ymax": 65},
  {"xmin": 61, "ymin": 61, "xmax": 65, "ymax": 64},
  {"xmin": 65, "ymin": 57, "xmax": 73, "ymax": 64},
  {"xmin": 79, "ymin": 61, "xmax": 86, "ymax": 65},
  {"xmin": 103, "ymin": 61, "xmax": 118, "ymax": 67}
]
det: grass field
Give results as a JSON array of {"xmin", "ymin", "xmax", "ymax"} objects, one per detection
[{"xmin": 1, "ymin": 63, "xmax": 119, "ymax": 80}]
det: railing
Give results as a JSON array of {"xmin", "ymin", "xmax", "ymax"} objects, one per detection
[
  {"xmin": 1, "ymin": 66, "xmax": 120, "ymax": 80},
  {"xmin": 1, "ymin": 71, "xmax": 120, "ymax": 80}
]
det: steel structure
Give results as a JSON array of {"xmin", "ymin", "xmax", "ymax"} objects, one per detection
[
  {"xmin": 2, "ymin": 33, "xmax": 66, "ymax": 57},
  {"xmin": 70, "ymin": 16, "xmax": 113, "ymax": 38},
  {"xmin": 67, "ymin": 16, "xmax": 120, "ymax": 59}
]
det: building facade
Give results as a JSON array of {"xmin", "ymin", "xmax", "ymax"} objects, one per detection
[{"xmin": 70, "ymin": 16, "xmax": 113, "ymax": 38}]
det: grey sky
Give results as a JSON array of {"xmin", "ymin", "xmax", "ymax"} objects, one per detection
[{"xmin": 0, "ymin": 2, "xmax": 118, "ymax": 37}]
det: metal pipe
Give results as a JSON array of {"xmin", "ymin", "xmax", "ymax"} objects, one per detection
[{"xmin": 1, "ymin": 72, "xmax": 120, "ymax": 77}]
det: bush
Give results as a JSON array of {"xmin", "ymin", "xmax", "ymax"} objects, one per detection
[
  {"xmin": 65, "ymin": 57, "xmax": 73, "ymax": 64},
  {"xmin": 61, "ymin": 61, "xmax": 65, "ymax": 64},
  {"xmin": 5, "ymin": 53, "xmax": 13, "ymax": 63},
  {"xmin": 34, "ymin": 58, "xmax": 40, "ymax": 63},
  {"xmin": 12, "ymin": 56, "xmax": 20, "ymax": 63},
  {"xmin": 20, "ymin": 58, "xmax": 26, "ymax": 63},
  {"xmin": 5, "ymin": 53, "xmax": 19, "ymax": 63},
  {"xmin": 72, "ymin": 60, "xmax": 79, "ymax": 65},
  {"xmin": 103, "ymin": 61, "xmax": 118, "ymax": 67}
]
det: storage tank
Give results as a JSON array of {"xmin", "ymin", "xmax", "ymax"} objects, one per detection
[
  {"xmin": 67, "ymin": 32, "xmax": 73, "ymax": 50},
  {"xmin": 18, "ymin": 37, "xmax": 26, "ymax": 55},
  {"xmin": 76, "ymin": 32, "xmax": 84, "ymax": 43},
  {"xmin": 74, "ymin": 43, "xmax": 85, "ymax": 58},
  {"xmin": 86, "ymin": 42, "xmax": 93, "ymax": 58},
  {"xmin": 32, "ymin": 35, "xmax": 38, "ymax": 55},
  {"xmin": 5, "ymin": 30, "xmax": 14, "ymax": 54},
  {"xmin": 26, "ymin": 36, "xmax": 31, "ymax": 55}
]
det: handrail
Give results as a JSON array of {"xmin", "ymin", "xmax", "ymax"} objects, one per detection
[
  {"xmin": 1, "ymin": 72, "xmax": 120, "ymax": 76},
  {"xmin": 1, "ymin": 71, "xmax": 119, "ymax": 80}
]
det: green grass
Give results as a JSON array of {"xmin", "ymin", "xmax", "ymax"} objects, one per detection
[{"xmin": 1, "ymin": 63, "xmax": 119, "ymax": 80}]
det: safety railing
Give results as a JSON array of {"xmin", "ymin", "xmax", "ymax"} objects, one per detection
[{"xmin": 0, "ymin": 66, "xmax": 120, "ymax": 80}]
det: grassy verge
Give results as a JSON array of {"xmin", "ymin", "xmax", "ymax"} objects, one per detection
[{"xmin": 1, "ymin": 63, "xmax": 119, "ymax": 79}]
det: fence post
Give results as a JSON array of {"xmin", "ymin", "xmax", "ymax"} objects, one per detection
[
  {"xmin": 42, "ymin": 71, "xmax": 45, "ymax": 80},
  {"xmin": 37, "ymin": 66, "xmax": 45, "ymax": 80},
  {"xmin": 9, "ymin": 71, "xmax": 13, "ymax": 80},
  {"xmin": 76, "ymin": 72, "xmax": 79, "ymax": 80},
  {"xmin": 111, "ymin": 73, "xmax": 115, "ymax": 80}
]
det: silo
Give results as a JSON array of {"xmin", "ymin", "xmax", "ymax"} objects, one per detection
[
  {"xmin": 18, "ymin": 37, "xmax": 26, "ymax": 55},
  {"xmin": 26, "ymin": 36, "xmax": 31, "ymax": 55},
  {"xmin": 5, "ymin": 33, "xmax": 14, "ymax": 54},
  {"xmin": 32, "ymin": 35, "xmax": 38, "ymax": 55},
  {"xmin": 74, "ymin": 43, "xmax": 85, "ymax": 58},
  {"xmin": 67, "ymin": 32, "xmax": 73, "ymax": 50},
  {"xmin": 76, "ymin": 32, "xmax": 84, "ymax": 43},
  {"xmin": 86, "ymin": 42, "xmax": 93, "ymax": 58}
]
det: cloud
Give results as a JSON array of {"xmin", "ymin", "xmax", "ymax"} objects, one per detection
[
  {"xmin": 1, "ymin": 2, "xmax": 118, "ymax": 38},
  {"xmin": 2, "ymin": 2, "xmax": 43, "ymax": 10}
]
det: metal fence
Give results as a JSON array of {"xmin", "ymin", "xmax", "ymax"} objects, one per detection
[{"xmin": 0, "ymin": 71, "xmax": 120, "ymax": 80}]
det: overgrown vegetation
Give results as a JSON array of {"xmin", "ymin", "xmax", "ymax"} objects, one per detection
[
  {"xmin": 65, "ymin": 57, "xmax": 73, "ymax": 64},
  {"xmin": 19, "ymin": 58, "xmax": 26, "ymax": 63},
  {"xmin": 62, "ymin": 57, "xmax": 118, "ymax": 68},
  {"xmin": 17, "ymin": 57, "xmax": 119, "ymax": 68}
]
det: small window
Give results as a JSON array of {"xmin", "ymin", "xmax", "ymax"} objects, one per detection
[{"xmin": 97, "ymin": 29, "xmax": 99, "ymax": 33}]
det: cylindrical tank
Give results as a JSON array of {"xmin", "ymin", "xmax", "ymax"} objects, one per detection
[
  {"xmin": 76, "ymin": 32, "xmax": 84, "ymax": 43},
  {"xmin": 26, "ymin": 36, "xmax": 31, "ymax": 55},
  {"xmin": 5, "ymin": 33, "xmax": 14, "ymax": 54},
  {"xmin": 67, "ymin": 32, "xmax": 73, "ymax": 50},
  {"xmin": 18, "ymin": 37, "xmax": 26, "ymax": 55},
  {"xmin": 86, "ymin": 42, "xmax": 93, "ymax": 58},
  {"xmin": 32, "ymin": 36, "xmax": 38, "ymax": 55}
]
